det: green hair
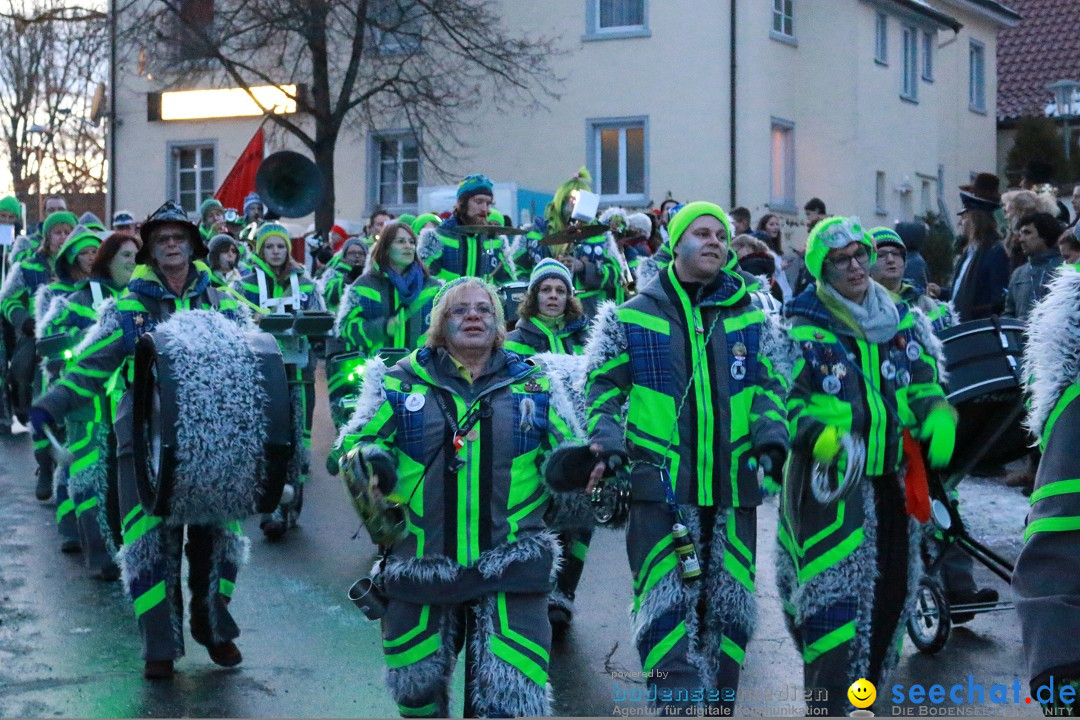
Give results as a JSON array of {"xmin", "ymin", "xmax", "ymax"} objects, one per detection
[{"xmin": 543, "ymin": 167, "xmax": 592, "ymax": 235}]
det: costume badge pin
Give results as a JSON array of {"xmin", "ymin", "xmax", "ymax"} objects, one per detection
[
  {"xmin": 897, "ymin": 369, "xmax": 911, "ymax": 387},
  {"xmin": 524, "ymin": 379, "xmax": 543, "ymax": 393},
  {"xmin": 906, "ymin": 342, "xmax": 922, "ymax": 362},
  {"xmin": 465, "ymin": 428, "xmax": 480, "ymax": 442},
  {"xmin": 731, "ymin": 361, "xmax": 747, "ymax": 381},
  {"xmin": 831, "ymin": 363, "xmax": 847, "ymax": 379},
  {"xmin": 822, "ymin": 375, "xmax": 842, "ymax": 395},
  {"xmin": 881, "ymin": 360, "xmax": 897, "ymax": 380},
  {"xmin": 405, "ymin": 393, "xmax": 426, "ymax": 412},
  {"xmin": 732, "ymin": 342, "xmax": 747, "ymax": 358}
]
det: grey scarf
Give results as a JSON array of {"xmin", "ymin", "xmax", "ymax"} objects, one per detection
[{"xmin": 822, "ymin": 280, "xmax": 900, "ymax": 343}]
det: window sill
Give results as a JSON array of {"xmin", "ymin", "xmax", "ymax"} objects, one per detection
[
  {"xmin": 582, "ymin": 27, "xmax": 651, "ymax": 42},
  {"xmin": 599, "ymin": 193, "xmax": 648, "ymax": 206},
  {"xmin": 875, "ymin": 207, "xmax": 889, "ymax": 217},
  {"xmin": 900, "ymin": 93, "xmax": 919, "ymax": 105},
  {"xmin": 969, "ymin": 104, "xmax": 987, "ymax": 115},
  {"xmin": 922, "ymin": 75, "xmax": 934, "ymax": 83},
  {"xmin": 769, "ymin": 30, "xmax": 797, "ymax": 47},
  {"xmin": 875, "ymin": 58, "xmax": 888, "ymax": 67}
]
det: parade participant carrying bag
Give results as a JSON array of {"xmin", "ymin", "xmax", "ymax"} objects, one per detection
[{"xmin": 131, "ymin": 310, "xmax": 292, "ymax": 523}]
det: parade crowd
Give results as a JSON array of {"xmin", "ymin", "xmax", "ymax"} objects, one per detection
[{"xmin": 2, "ymin": 162, "xmax": 1080, "ymax": 718}]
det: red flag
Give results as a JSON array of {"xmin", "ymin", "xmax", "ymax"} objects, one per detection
[{"xmin": 215, "ymin": 127, "xmax": 264, "ymax": 210}]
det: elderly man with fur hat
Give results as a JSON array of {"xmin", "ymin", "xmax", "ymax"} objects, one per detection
[
  {"xmin": 334, "ymin": 275, "xmax": 591, "ymax": 717},
  {"xmin": 777, "ymin": 216, "xmax": 955, "ymax": 715},
  {"xmin": 30, "ymin": 201, "xmax": 251, "ymax": 681},
  {"xmin": 420, "ymin": 174, "xmax": 520, "ymax": 285},
  {"xmin": 584, "ymin": 201, "xmax": 790, "ymax": 714}
]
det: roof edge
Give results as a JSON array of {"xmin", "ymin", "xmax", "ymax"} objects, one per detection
[
  {"xmin": 890, "ymin": 0, "xmax": 964, "ymax": 31},
  {"xmin": 937, "ymin": 0, "xmax": 1021, "ymax": 27}
]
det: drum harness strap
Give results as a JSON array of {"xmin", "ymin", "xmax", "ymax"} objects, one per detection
[{"xmin": 257, "ymin": 268, "xmax": 301, "ymax": 314}]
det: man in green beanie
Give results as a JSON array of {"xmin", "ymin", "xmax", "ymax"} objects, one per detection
[
  {"xmin": 777, "ymin": 216, "xmax": 955, "ymax": 715},
  {"xmin": 198, "ymin": 197, "xmax": 225, "ymax": 244},
  {"xmin": 420, "ymin": 174, "xmax": 519, "ymax": 285},
  {"xmin": 585, "ymin": 201, "xmax": 790, "ymax": 714},
  {"xmin": 0, "ymin": 195, "xmax": 21, "ymax": 229}
]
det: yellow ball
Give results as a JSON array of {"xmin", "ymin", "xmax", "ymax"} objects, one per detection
[
  {"xmin": 848, "ymin": 678, "xmax": 877, "ymax": 709},
  {"xmin": 813, "ymin": 426, "xmax": 843, "ymax": 463}
]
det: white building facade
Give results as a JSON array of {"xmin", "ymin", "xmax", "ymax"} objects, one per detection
[{"xmin": 110, "ymin": 0, "xmax": 1019, "ymax": 247}]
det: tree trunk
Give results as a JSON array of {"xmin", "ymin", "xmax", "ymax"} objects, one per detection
[{"xmin": 313, "ymin": 129, "xmax": 336, "ymax": 238}]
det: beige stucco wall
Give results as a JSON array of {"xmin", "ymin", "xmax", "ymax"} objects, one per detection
[{"xmin": 111, "ymin": 0, "xmax": 1008, "ymax": 241}]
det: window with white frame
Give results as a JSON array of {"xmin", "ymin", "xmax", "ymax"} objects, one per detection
[
  {"xmin": 874, "ymin": 12, "xmax": 887, "ymax": 64},
  {"xmin": 969, "ymin": 40, "xmax": 986, "ymax": 112},
  {"xmin": 772, "ymin": 0, "xmax": 794, "ymax": 39},
  {"xmin": 370, "ymin": 133, "xmax": 420, "ymax": 212},
  {"xmin": 922, "ymin": 31, "xmax": 934, "ymax": 81},
  {"xmin": 770, "ymin": 118, "xmax": 795, "ymax": 211},
  {"xmin": 875, "ymin": 171, "xmax": 887, "ymax": 215},
  {"xmin": 170, "ymin": 143, "xmax": 215, "ymax": 215},
  {"xmin": 586, "ymin": 0, "xmax": 648, "ymax": 38},
  {"xmin": 367, "ymin": 0, "xmax": 422, "ymax": 54},
  {"xmin": 901, "ymin": 25, "xmax": 918, "ymax": 100},
  {"xmin": 588, "ymin": 117, "xmax": 647, "ymax": 203}
]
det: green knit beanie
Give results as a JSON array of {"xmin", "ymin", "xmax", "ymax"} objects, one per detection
[
  {"xmin": 42, "ymin": 211, "xmax": 78, "ymax": 240},
  {"xmin": 255, "ymin": 222, "xmax": 292, "ymax": 255},
  {"xmin": 411, "ymin": 213, "xmax": 441, "ymax": 234},
  {"xmin": 804, "ymin": 216, "xmax": 874, "ymax": 280},
  {"xmin": 666, "ymin": 201, "xmax": 737, "ymax": 271},
  {"xmin": 198, "ymin": 197, "xmax": 224, "ymax": 222},
  {"xmin": 0, "ymin": 195, "xmax": 21, "ymax": 217},
  {"xmin": 59, "ymin": 225, "xmax": 103, "ymax": 263}
]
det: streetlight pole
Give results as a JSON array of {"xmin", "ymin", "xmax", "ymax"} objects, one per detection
[
  {"xmin": 27, "ymin": 124, "xmax": 50, "ymax": 225},
  {"xmin": 1047, "ymin": 79, "xmax": 1080, "ymax": 161}
]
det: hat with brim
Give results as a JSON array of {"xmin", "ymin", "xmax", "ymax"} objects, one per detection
[
  {"xmin": 959, "ymin": 172, "xmax": 1001, "ymax": 203},
  {"xmin": 137, "ymin": 201, "xmax": 205, "ymax": 263},
  {"xmin": 958, "ymin": 191, "xmax": 1002, "ymax": 214}
]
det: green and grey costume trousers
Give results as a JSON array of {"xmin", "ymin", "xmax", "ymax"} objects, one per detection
[
  {"xmin": 381, "ymin": 592, "xmax": 552, "ymax": 718},
  {"xmin": 628, "ymin": 501, "xmax": 757, "ymax": 714},
  {"xmin": 113, "ymin": 396, "xmax": 244, "ymax": 661}
]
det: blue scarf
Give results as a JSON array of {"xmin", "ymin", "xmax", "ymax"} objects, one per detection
[{"xmin": 386, "ymin": 262, "xmax": 426, "ymax": 305}]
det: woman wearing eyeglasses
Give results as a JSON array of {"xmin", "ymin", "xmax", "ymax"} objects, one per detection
[
  {"xmin": 333, "ymin": 276, "xmax": 589, "ymax": 718},
  {"xmin": 777, "ymin": 216, "xmax": 955, "ymax": 715}
]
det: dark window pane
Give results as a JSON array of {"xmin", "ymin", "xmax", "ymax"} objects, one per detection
[
  {"xmin": 600, "ymin": 128, "xmax": 620, "ymax": 195},
  {"xmin": 599, "ymin": 0, "xmax": 643, "ymax": 29},
  {"xmin": 199, "ymin": 147, "xmax": 214, "ymax": 168},
  {"xmin": 179, "ymin": 172, "xmax": 196, "ymax": 192},
  {"xmin": 625, "ymin": 126, "xmax": 644, "ymax": 194}
]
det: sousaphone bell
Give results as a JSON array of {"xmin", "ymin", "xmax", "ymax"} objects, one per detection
[{"xmin": 255, "ymin": 150, "xmax": 324, "ymax": 218}]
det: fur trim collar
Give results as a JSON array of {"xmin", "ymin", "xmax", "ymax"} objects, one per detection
[
  {"xmin": 336, "ymin": 356, "xmax": 390, "ymax": 447},
  {"xmin": 417, "ymin": 227, "xmax": 441, "ymax": 265},
  {"xmin": 36, "ymin": 293, "xmax": 70, "ymax": 338},
  {"xmin": 1024, "ymin": 266, "xmax": 1080, "ymax": 441}
]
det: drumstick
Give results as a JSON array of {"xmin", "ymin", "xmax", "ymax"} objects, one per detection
[{"xmin": 43, "ymin": 426, "xmax": 75, "ymax": 467}]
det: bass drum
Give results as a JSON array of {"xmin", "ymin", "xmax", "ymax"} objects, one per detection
[
  {"xmin": 132, "ymin": 311, "xmax": 293, "ymax": 523},
  {"xmin": 938, "ymin": 316, "xmax": 1029, "ymax": 471},
  {"xmin": 498, "ymin": 281, "xmax": 530, "ymax": 329}
]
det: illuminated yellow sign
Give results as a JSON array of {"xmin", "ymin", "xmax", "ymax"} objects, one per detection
[{"xmin": 158, "ymin": 85, "xmax": 297, "ymax": 121}]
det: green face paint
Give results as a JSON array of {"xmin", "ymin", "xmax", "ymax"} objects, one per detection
[{"xmin": 388, "ymin": 232, "xmax": 416, "ymax": 271}]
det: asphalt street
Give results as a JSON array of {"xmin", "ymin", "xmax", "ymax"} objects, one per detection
[{"xmin": 0, "ymin": 376, "xmax": 1040, "ymax": 717}]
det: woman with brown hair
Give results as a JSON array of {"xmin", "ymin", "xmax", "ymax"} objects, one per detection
[
  {"xmin": 37, "ymin": 231, "xmax": 141, "ymax": 578},
  {"xmin": 334, "ymin": 221, "xmax": 440, "ymax": 358},
  {"xmin": 937, "ymin": 192, "xmax": 1011, "ymax": 322},
  {"xmin": 504, "ymin": 258, "xmax": 588, "ymax": 357}
]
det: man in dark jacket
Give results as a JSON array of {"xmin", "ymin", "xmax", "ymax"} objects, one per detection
[
  {"xmin": 31, "ymin": 202, "xmax": 250, "ymax": 681},
  {"xmin": 1004, "ymin": 212, "xmax": 1063, "ymax": 321},
  {"xmin": 585, "ymin": 201, "xmax": 790, "ymax": 713}
]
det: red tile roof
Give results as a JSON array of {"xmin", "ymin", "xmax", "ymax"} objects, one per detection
[{"xmin": 997, "ymin": 0, "xmax": 1080, "ymax": 121}]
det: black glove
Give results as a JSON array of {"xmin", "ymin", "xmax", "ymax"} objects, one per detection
[
  {"xmin": 21, "ymin": 318, "xmax": 35, "ymax": 337},
  {"xmin": 752, "ymin": 445, "xmax": 788, "ymax": 487},
  {"xmin": 595, "ymin": 449, "xmax": 627, "ymax": 476}
]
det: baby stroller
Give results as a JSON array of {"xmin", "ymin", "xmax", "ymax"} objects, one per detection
[{"xmin": 906, "ymin": 316, "xmax": 1028, "ymax": 654}]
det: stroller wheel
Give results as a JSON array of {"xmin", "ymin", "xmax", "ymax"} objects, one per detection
[{"xmin": 907, "ymin": 579, "xmax": 951, "ymax": 654}]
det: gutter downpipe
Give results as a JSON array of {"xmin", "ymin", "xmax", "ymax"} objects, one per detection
[
  {"xmin": 108, "ymin": 0, "xmax": 117, "ymax": 219},
  {"xmin": 729, "ymin": 0, "xmax": 737, "ymax": 209}
]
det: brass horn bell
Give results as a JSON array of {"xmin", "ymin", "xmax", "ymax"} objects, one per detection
[{"xmin": 255, "ymin": 150, "xmax": 324, "ymax": 218}]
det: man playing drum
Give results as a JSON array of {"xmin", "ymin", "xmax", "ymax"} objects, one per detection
[{"xmin": 31, "ymin": 202, "xmax": 252, "ymax": 680}]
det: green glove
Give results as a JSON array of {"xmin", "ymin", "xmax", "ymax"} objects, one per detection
[
  {"xmin": 813, "ymin": 426, "xmax": 844, "ymax": 464},
  {"xmin": 922, "ymin": 403, "xmax": 958, "ymax": 469}
]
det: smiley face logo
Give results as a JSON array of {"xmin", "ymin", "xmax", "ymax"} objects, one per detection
[{"xmin": 848, "ymin": 678, "xmax": 876, "ymax": 709}]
